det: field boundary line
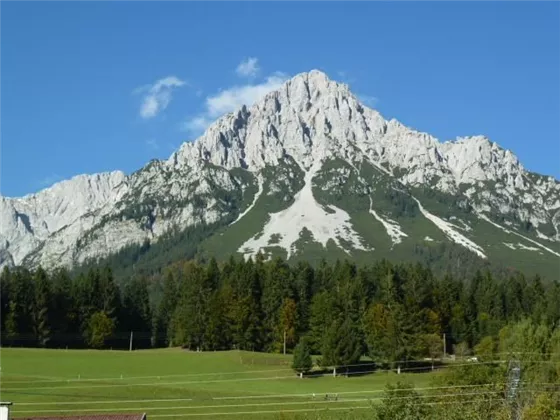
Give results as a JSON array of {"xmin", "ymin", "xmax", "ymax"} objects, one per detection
[
  {"xmin": 149, "ymin": 405, "xmax": 372, "ymax": 418},
  {"xmin": 148, "ymin": 397, "xmax": 505, "ymax": 419},
  {"xmin": 2, "ymin": 368, "xmax": 293, "ymax": 385},
  {"xmin": 214, "ymin": 382, "xmax": 506, "ymax": 400},
  {"xmin": 12, "ymin": 382, "xmax": 505, "ymax": 407},
  {"xmin": 12, "ymin": 389, "xmax": 509, "ymax": 414},
  {"xmin": 2, "ymin": 357, "xmax": 523, "ymax": 385},
  {"xmin": 12, "ymin": 398, "xmax": 372, "ymax": 414},
  {"xmin": 2, "ymin": 361, "xmax": 514, "ymax": 392},
  {"xmin": 15, "ymin": 398, "xmax": 194, "ymax": 406}
]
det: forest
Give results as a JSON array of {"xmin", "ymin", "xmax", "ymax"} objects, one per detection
[{"xmin": 1, "ymin": 255, "xmax": 558, "ymax": 359}]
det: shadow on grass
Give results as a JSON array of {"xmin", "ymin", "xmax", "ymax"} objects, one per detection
[{"xmin": 300, "ymin": 360, "xmax": 445, "ymax": 379}]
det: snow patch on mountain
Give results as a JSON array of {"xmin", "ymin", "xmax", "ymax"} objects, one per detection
[
  {"xmin": 503, "ymin": 242, "xmax": 541, "ymax": 252},
  {"xmin": 368, "ymin": 197, "xmax": 407, "ymax": 246},
  {"xmin": 517, "ymin": 243, "xmax": 540, "ymax": 251},
  {"xmin": 230, "ymin": 176, "xmax": 263, "ymax": 226},
  {"xmin": 412, "ymin": 197, "xmax": 487, "ymax": 258},
  {"xmin": 1, "ymin": 70, "xmax": 558, "ymax": 270},
  {"xmin": 536, "ymin": 230, "xmax": 554, "ymax": 242},
  {"xmin": 479, "ymin": 214, "xmax": 560, "ymax": 257},
  {"xmin": 238, "ymin": 162, "xmax": 368, "ymax": 260},
  {"xmin": 448, "ymin": 217, "xmax": 472, "ymax": 232}
]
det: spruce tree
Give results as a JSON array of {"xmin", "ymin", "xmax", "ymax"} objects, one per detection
[
  {"xmin": 292, "ymin": 337, "xmax": 312, "ymax": 377},
  {"xmin": 32, "ymin": 267, "xmax": 51, "ymax": 347},
  {"xmin": 99, "ymin": 266, "xmax": 120, "ymax": 319},
  {"xmin": 321, "ymin": 316, "xmax": 362, "ymax": 374}
]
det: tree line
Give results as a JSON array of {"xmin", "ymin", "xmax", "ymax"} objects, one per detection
[
  {"xmin": 0, "ymin": 265, "xmax": 152, "ymax": 349},
  {"xmin": 1, "ymin": 255, "xmax": 558, "ymax": 363}
]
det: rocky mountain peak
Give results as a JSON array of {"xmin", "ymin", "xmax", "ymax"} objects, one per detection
[
  {"xmin": 1, "ymin": 70, "xmax": 558, "ymax": 272},
  {"xmin": 170, "ymin": 70, "xmax": 384, "ymax": 173}
]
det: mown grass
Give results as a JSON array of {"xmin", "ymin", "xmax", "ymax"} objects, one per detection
[{"xmin": 0, "ymin": 348, "xmax": 437, "ymax": 419}]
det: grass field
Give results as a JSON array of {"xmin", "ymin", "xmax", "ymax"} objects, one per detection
[{"xmin": 0, "ymin": 348, "xmax": 439, "ymax": 419}]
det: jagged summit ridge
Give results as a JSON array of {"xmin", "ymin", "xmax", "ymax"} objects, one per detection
[
  {"xmin": 170, "ymin": 70, "xmax": 534, "ymax": 191},
  {"xmin": 1, "ymin": 70, "xmax": 558, "ymax": 270}
]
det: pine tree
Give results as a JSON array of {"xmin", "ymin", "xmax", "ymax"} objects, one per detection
[
  {"xmin": 0, "ymin": 267, "xmax": 12, "ymax": 334},
  {"xmin": 6, "ymin": 268, "xmax": 34, "ymax": 344},
  {"xmin": 262, "ymin": 257, "xmax": 291, "ymax": 351},
  {"xmin": 156, "ymin": 270, "xmax": 179, "ymax": 347},
  {"xmin": 308, "ymin": 291, "xmax": 336, "ymax": 354},
  {"xmin": 122, "ymin": 277, "xmax": 152, "ymax": 348},
  {"xmin": 99, "ymin": 266, "xmax": 120, "ymax": 319},
  {"xmin": 5, "ymin": 301, "xmax": 19, "ymax": 342},
  {"xmin": 77, "ymin": 268, "xmax": 102, "ymax": 332},
  {"xmin": 204, "ymin": 291, "xmax": 227, "ymax": 350},
  {"xmin": 293, "ymin": 261, "xmax": 314, "ymax": 338},
  {"xmin": 321, "ymin": 316, "xmax": 362, "ymax": 374},
  {"xmin": 50, "ymin": 268, "xmax": 76, "ymax": 346},
  {"xmin": 32, "ymin": 267, "xmax": 51, "ymax": 347},
  {"xmin": 292, "ymin": 337, "xmax": 312, "ymax": 377}
]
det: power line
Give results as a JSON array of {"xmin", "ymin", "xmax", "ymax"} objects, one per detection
[
  {"xmin": 11, "ymin": 391, "xmax": 508, "ymax": 415},
  {"xmin": 3, "ymin": 360, "xmax": 556, "ymax": 393},
  {"xmin": 12, "ymin": 383, "xmax": 507, "ymax": 406},
  {"xmin": 1, "ymin": 358, "xmax": 523, "ymax": 387}
]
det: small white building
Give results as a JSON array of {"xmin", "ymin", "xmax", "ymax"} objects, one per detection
[{"xmin": 0, "ymin": 403, "xmax": 12, "ymax": 420}]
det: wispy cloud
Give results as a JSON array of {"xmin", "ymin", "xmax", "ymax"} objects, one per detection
[
  {"xmin": 236, "ymin": 57, "xmax": 260, "ymax": 78},
  {"xmin": 183, "ymin": 69, "xmax": 288, "ymax": 136},
  {"xmin": 136, "ymin": 76, "xmax": 186, "ymax": 119},
  {"xmin": 206, "ymin": 73, "xmax": 287, "ymax": 116},
  {"xmin": 182, "ymin": 115, "xmax": 213, "ymax": 134}
]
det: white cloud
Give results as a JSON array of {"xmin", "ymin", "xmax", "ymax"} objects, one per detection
[
  {"xmin": 236, "ymin": 57, "xmax": 260, "ymax": 78},
  {"xmin": 137, "ymin": 76, "xmax": 186, "ymax": 119},
  {"xmin": 183, "ymin": 72, "xmax": 288, "ymax": 135},
  {"xmin": 181, "ymin": 115, "xmax": 213, "ymax": 134},
  {"xmin": 206, "ymin": 74, "xmax": 286, "ymax": 117}
]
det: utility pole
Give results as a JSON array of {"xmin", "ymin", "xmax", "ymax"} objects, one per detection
[
  {"xmin": 506, "ymin": 359, "xmax": 522, "ymax": 420},
  {"xmin": 283, "ymin": 330, "xmax": 286, "ymax": 355},
  {"xmin": 129, "ymin": 331, "xmax": 133, "ymax": 352}
]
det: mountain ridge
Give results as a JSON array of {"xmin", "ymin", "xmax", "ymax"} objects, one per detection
[{"xmin": 1, "ymin": 70, "xmax": 558, "ymax": 276}]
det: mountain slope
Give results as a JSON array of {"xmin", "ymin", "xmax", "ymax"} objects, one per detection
[{"xmin": 1, "ymin": 70, "xmax": 558, "ymax": 277}]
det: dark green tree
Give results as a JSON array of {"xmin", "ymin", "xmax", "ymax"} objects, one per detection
[
  {"xmin": 31, "ymin": 267, "xmax": 51, "ymax": 346},
  {"xmin": 321, "ymin": 316, "xmax": 362, "ymax": 375},
  {"xmin": 292, "ymin": 337, "xmax": 313, "ymax": 377}
]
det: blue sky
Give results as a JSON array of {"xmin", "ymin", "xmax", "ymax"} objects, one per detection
[{"xmin": 2, "ymin": 2, "xmax": 559, "ymax": 197}]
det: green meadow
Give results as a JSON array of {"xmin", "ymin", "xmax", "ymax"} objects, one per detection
[{"xmin": 0, "ymin": 348, "xmax": 438, "ymax": 419}]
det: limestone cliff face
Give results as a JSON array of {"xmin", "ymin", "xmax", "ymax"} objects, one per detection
[{"xmin": 1, "ymin": 70, "xmax": 558, "ymax": 269}]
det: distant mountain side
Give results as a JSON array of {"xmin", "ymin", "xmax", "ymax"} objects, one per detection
[{"xmin": 2, "ymin": 70, "xmax": 558, "ymax": 279}]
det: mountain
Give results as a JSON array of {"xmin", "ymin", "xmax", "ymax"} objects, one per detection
[{"xmin": 1, "ymin": 70, "xmax": 559, "ymax": 278}]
